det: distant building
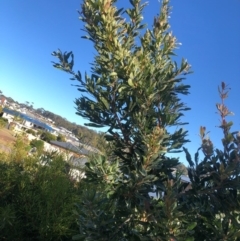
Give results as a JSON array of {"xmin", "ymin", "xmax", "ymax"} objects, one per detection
[
  {"xmin": 2, "ymin": 108, "xmax": 54, "ymax": 133},
  {"xmin": 46, "ymin": 118, "xmax": 54, "ymax": 123},
  {"xmin": 50, "ymin": 126, "xmax": 60, "ymax": 136},
  {"xmin": 58, "ymin": 126, "xmax": 72, "ymax": 135},
  {"xmin": 50, "ymin": 140, "xmax": 93, "ymax": 156},
  {"xmin": 49, "ymin": 140, "xmax": 95, "ymax": 181}
]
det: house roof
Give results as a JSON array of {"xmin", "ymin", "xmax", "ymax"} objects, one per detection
[
  {"xmin": 50, "ymin": 140, "xmax": 91, "ymax": 156},
  {"xmin": 180, "ymin": 175, "xmax": 190, "ymax": 183},
  {"xmin": 3, "ymin": 108, "xmax": 53, "ymax": 132},
  {"xmin": 68, "ymin": 156, "xmax": 88, "ymax": 168}
]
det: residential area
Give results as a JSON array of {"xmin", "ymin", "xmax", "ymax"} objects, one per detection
[
  {"xmin": 0, "ymin": 95, "xmax": 100, "ymax": 180},
  {"xmin": 1, "ymin": 0, "xmax": 239, "ymax": 239}
]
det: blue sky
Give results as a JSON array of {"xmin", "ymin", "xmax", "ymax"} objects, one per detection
[{"xmin": 1, "ymin": 0, "xmax": 240, "ymax": 157}]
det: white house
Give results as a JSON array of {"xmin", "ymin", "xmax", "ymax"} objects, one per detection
[{"xmin": 2, "ymin": 112, "xmax": 14, "ymax": 122}]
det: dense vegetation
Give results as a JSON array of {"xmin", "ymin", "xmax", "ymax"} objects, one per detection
[
  {"xmin": 1, "ymin": 95, "xmax": 101, "ymax": 147},
  {"xmin": 40, "ymin": 131, "xmax": 57, "ymax": 143},
  {"xmin": 35, "ymin": 108, "xmax": 100, "ymax": 146},
  {"xmin": 0, "ymin": 117, "xmax": 8, "ymax": 129},
  {"xmin": 51, "ymin": 0, "xmax": 240, "ymax": 240},
  {"xmin": 30, "ymin": 139, "xmax": 44, "ymax": 153},
  {"xmin": 0, "ymin": 0, "xmax": 239, "ymax": 241},
  {"xmin": 0, "ymin": 144, "xmax": 83, "ymax": 241},
  {"xmin": 0, "ymin": 106, "xmax": 8, "ymax": 128}
]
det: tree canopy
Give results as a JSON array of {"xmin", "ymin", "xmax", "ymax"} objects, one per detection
[{"xmin": 51, "ymin": 0, "xmax": 240, "ymax": 240}]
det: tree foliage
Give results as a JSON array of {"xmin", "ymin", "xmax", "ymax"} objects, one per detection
[
  {"xmin": 30, "ymin": 139, "xmax": 44, "ymax": 153},
  {"xmin": 0, "ymin": 152, "xmax": 81, "ymax": 241},
  {"xmin": 182, "ymin": 82, "xmax": 240, "ymax": 240},
  {"xmin": 0, "ymin": 117, "xmax": 8, "ymax": 129},
  {"xmin": 10, "ymin": 136, "xmax": 30, "ymax": 162},
  {"xmin": 51, "ymin": 0, "xmax": 240, "ymax": 240},
  {"xmin": 40, "ymin": 131, "xmax": 56, "ymax": 143},
  {"xmin": 176, "ymin": 163, "xmax": 188, "ymax": 175},
  {"xmin": 26, "ymin": 128, "xmax": 37, "ymax": 136},
  {"xmin": 57, "ymin": 133, "xmax": 66, "ymax": 142}
]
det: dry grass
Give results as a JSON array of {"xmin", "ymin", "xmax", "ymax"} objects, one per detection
[{"xmin": 0, "ymin": 128, "xmax": 15, "ymax": 153}]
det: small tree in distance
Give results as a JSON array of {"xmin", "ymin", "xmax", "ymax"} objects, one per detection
[
  {"xmin": 52, "ymin": 0, "xmax": 240, "ymax": 240},
  {"xmin": 57, "ymin": 134, "xmax": 66, "ymax": 142},
  {"xmin": 30, "ymin": 139, "xmax": 44, "ymax": 154},
  {"xmin": 40, "ymin": 131, "xmax": 56, "ymax": 143}
]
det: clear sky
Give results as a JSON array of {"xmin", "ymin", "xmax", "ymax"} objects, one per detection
[{"xmin": 1, "ymin": 0, "xmax": 240, "ymax": 157}]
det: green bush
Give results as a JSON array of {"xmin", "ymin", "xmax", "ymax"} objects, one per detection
[
  {"xmin": 9, "ymin": 136, "xmax": 29, "ymax": 162},
  {"xmin": 0, "ymin": 105, "xmax": 3, "ymax": 116},
  {"xmin": 40, "ymin": 131, "xmax": 56, "ymax": 143},
  {"xmin": 30, "ymin": 139, "xmax": 44, "ymax": 153},
  {"xmin": 26, "ymin": 128, "xmax": 36, "ymax": 136},
  {"xmin": 57, "ymin": 134, "xmax": 66, "ymax": 142},
  {"xmin": 0, "ymin": 154, "xmax": 82, "ymax": 241},
  {"xmin": 37, "ymin": 129, "xmax": 43, "ymax": 136},
  {"xmin": 0, "ymin": 117, "xmax": 8, "ymax": 128}
]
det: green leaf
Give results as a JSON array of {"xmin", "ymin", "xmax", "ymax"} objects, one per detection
[
  {"xmin": 100, "ymin": 96, "xmax": 109, "ymax": 109},
  {"xmin": 72, "ymin": 234, "xmax": 83, "ymax": 240},
  {"xmin": 187, "ymin": 222, "xmax": 197, "ymax": 231},
  {"xmin": 185, "ymin": 237, "xmax": 194, "ymax": 241},
  {"xmin": 128, "ymin": 78, "xmax": 134, "ymax": 87}
]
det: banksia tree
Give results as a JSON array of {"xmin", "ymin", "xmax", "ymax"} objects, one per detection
[
  {"xmin": 52, "ymin": 0, "xmax": 192, "ymax": 240},
  {"xmin": 51, "ymin": 0, "xmax": 240, "ymax": 240}
]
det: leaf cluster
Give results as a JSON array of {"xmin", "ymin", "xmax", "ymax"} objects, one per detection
[
  {"xmin": 0, "ymin": 152, "xmax": 83, "ymax": 241},
  {"xmin": 51, "ymin": 1, "xmax": 240, "ymax": 240},
  {"xmin": 182, "ymin": 82, "xmax": 240, "ymax": 240}
]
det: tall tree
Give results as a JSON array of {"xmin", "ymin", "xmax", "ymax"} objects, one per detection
[
  {"xmin": 30, "ymin": 102, "xmax": 34, "ymax": 110},
  {"xmin": 52, "ymin": 0, "xmax": 240, "ymax": 240}
]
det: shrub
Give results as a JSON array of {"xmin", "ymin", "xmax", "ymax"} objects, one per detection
[
  {"xmin": 0, "ymin": 105, "xmax": 3, "ymax": 116},
  {"xmin": 26, "ymin": 128, "xmax": 36, "ymax": 136},
  {"xmin": 182, "ymin": 83, "xmax": 240, "ymax": 240},
  {"xmin": 0, "ymin": 117, "xmax": 8, "ymax": 128},
  {"xmin": 37, "ymin": 129, "xmax": 43, "ymax": 136},
  {"xmin": 30, "ymin": 139, "xmax": 44, "ymax": 153},
  {"xmin": 9, "ymin": 136, "xmax": 29, "ymax": 163},
  {"xmin": 40, "ymin": 131, "xmax": 56, "ymax": 143},
  {"xmin": 0, "ymin": 153, "xmax": 81, "ymax": 241},
  {"xmin": 57, "ymin": 134, "xmax": 66, "ymax": 142}
]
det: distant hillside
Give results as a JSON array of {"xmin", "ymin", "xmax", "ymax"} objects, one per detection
[
  {"xmin": 34, "ymin": 108, "xmax": 100, "ymax": 147},
  {"xmin": 0, "ymin": 93, "xmax": 101, "ymax": 148}
]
